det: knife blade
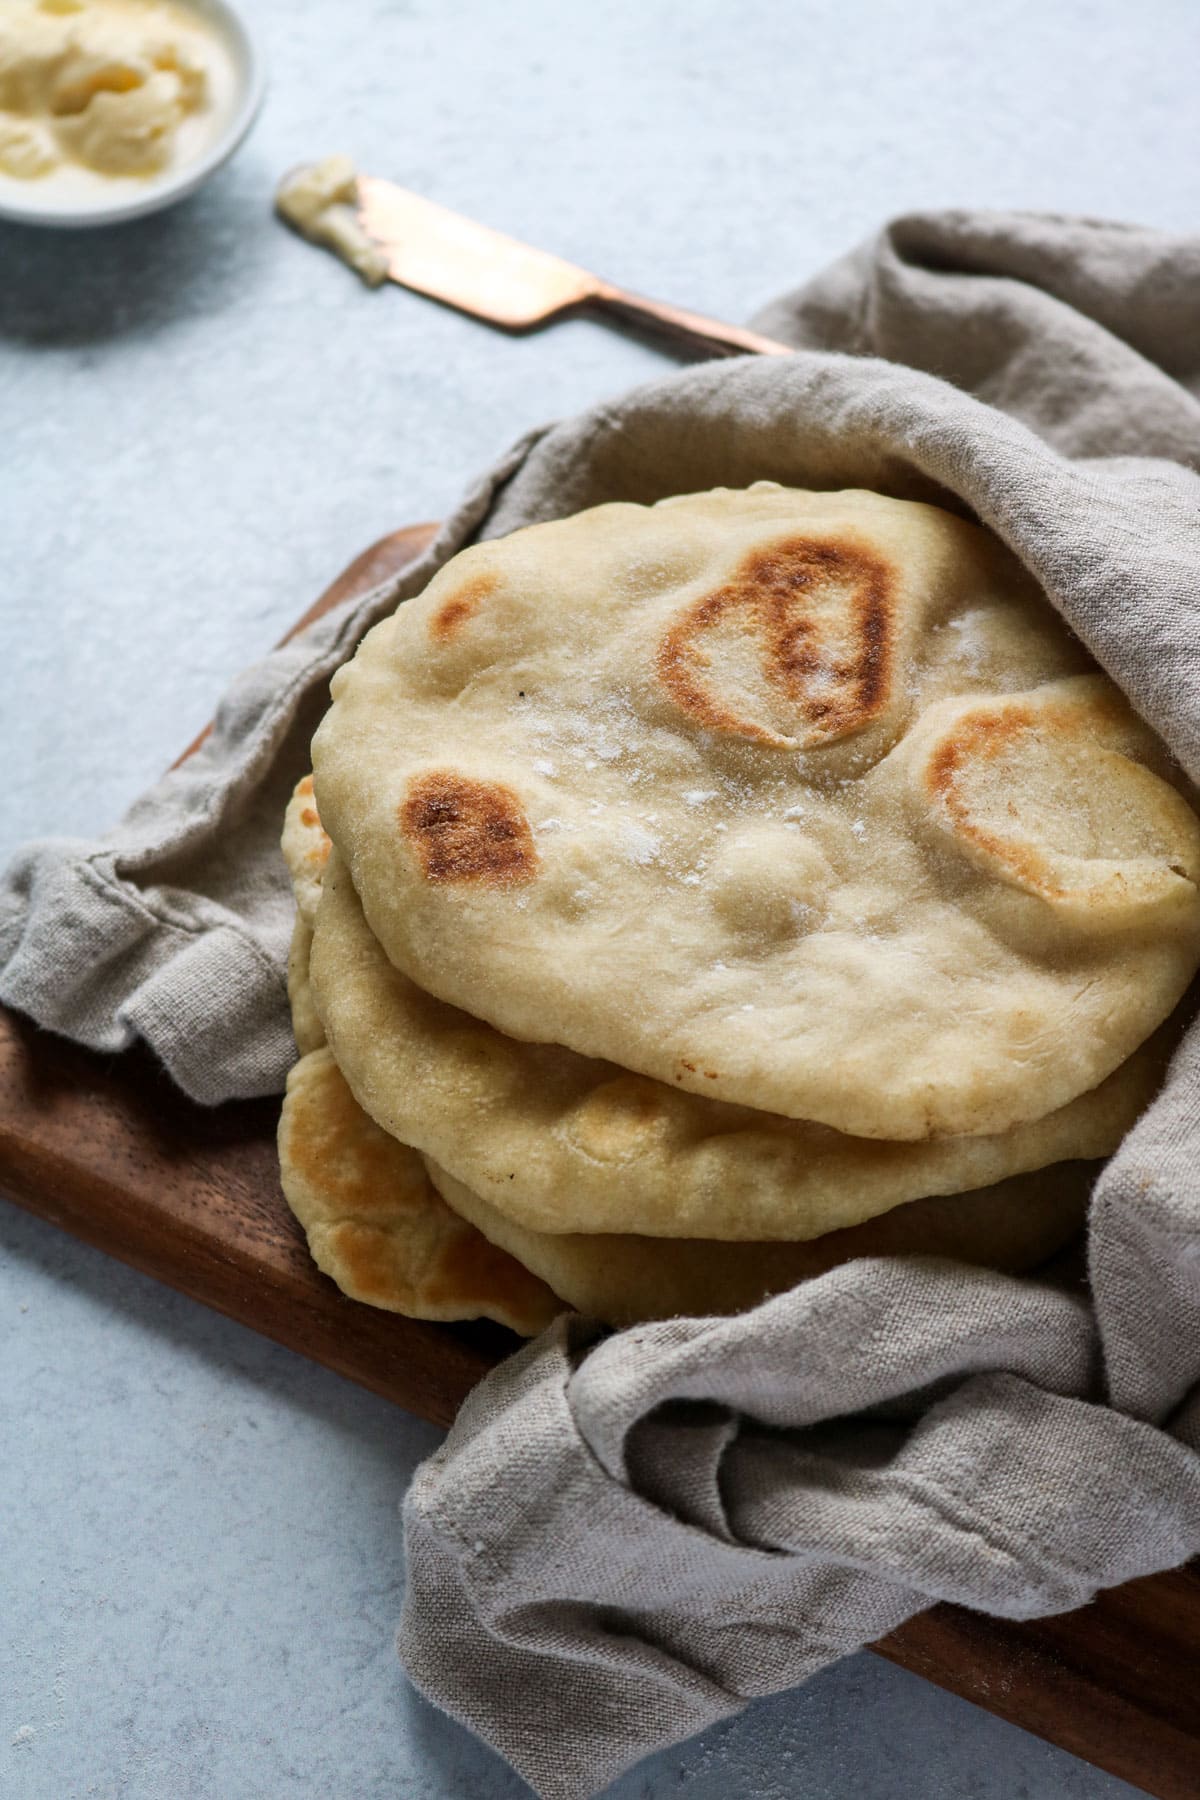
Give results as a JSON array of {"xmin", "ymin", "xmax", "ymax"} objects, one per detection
[{"xmin": 354, "ymin": 176, "xmax": 791, "ymax": 359}]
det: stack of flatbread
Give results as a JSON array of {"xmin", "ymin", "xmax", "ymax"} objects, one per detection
[{"xmin": 277, "ymin": 484, "xmax": 1200, "ymax": 1335}]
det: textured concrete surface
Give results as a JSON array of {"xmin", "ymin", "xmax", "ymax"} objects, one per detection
[{"xmin": 3, "ymin": 0, "xmax": 1198, "ymax": 1794}]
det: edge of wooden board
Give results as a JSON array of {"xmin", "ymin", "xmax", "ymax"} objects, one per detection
[{"xmin": 0, "ymin": 1007, "xmax": 506, "ymax": 1426}]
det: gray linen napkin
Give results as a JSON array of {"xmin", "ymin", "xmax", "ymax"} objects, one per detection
[{"xmin": 4, "ymin": 211, "xmax": 1200, "ymax": 1798}]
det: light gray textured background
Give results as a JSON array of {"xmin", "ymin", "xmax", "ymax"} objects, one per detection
[{"xmin": 3, "ymin": 0, "xmax": 1198, "ymax": 1795}]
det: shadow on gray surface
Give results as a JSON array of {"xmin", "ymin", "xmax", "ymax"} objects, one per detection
[
  {"xmin": 400, "ymin": 1680, "xmax": 533, "ymax": 1799},
  {"xmin": 0, "ymin": 166, "xmax": 271, "ymax": 348}
]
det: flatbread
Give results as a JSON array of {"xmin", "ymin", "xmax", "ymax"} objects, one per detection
[
  {"xmin": 278, "ymin": 1048, "xmax": 561, "ymax": 1334},
  {"xmin": 311, "ymin": 843, "xmax": 1163, "ymax": 1240},
  {"xmin": 312, "ymin": 484, "xmax": 1200, "ymax": 1139},
  {"xmin": 278, "ymin": 816, "xmax": 1093, "ymax": 1329},
  {"xmin": 279, "ymin": 784, "xmax": 561, "ymax": 1335},
  {"xmin": 426, "ymin": 1160, "xmax": 1093, "ymax": 1328}
]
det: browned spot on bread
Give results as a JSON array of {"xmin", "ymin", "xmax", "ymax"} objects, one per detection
[
  {"xmin": 284, "ymin": 1057, "xmax": 558, "ymax": 1327},
  {"xmin": 401, "ymin": 771, "xmax": 538, "ymax": 888},
  {"xmin": 288, "ymin": 1058, "xmax": 414, "ymax": 1220},
  {"xmin": 325, "ymin": 1214, "xmax": 545, "ymax": 1319},
  {"xmin": 925, "ymin": 700, "xmax": 1069, "ymax": 897},
  {"xmin": 429, "ymin": 572, "xmax": 500, "ymax": 642},
  {"xmin": 321, "ymin": 1223, "xmax": 411, "ymax": 1307},
  {"xmin": 656, "ymin": 535, "xmax": 896, "ymax": 748},
  {"xmin": 299, "ymin": 810, "xmax": 332, "ymax": 870},
  {"xmin": 293, "ymin": 779, "xmax": 332, "ymax": 864},
  {"xmin": 419, "ymin": 1227, "xmax": 560, "ymax": 1318},
  {"xmin": 328, "ymin": 1211, "xmax": 553, "ymax": 1318}
]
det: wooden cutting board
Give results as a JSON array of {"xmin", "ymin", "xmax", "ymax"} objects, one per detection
[{"xmin": 1, "ymin": 526, "xmax": 1197, "ymax": 1800}]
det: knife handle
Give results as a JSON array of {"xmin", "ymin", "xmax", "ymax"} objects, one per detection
[{"xmin": 589, "ymin": 280, "xmax": 793, "ymax": 359}]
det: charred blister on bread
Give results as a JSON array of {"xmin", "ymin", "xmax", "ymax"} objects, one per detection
[
  {"xmin": 400, "ymin": 770, "xmax": 539, "ymax": 888},
  {"xmin": 914, "ymin": 680, "xmax": 1200, "ymax": 923},
  {"xmin": 655, "ymin": 535, "xmax": 895, "ymax": 750}
]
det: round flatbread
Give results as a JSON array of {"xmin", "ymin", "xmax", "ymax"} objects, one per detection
[
  {"xmin": 426, "ymin": 1159, "xmax": 1093, "ymax": 1328},
  {"xmin": 312, "ymin": 484, "xmax": 1200, "ymax": 1140},
  {"xmin": 276, "ymin": 839, "xmax": 1092, "ymax": 1331},
  {"xmin": 310, "ymin": 843, "xmax": 1163, "ymax": 1241}
]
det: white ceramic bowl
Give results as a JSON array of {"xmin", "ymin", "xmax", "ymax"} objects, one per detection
[{"xmin": 0, "ymin": 0, "xmax": 265, "ymax": 229}]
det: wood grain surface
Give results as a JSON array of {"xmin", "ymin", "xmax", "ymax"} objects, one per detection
[
  {"xmin": 0, "ymin": 1006, "xmax": 507, "ymax": 1424},
  {"xmin": 1, "ymin": 523, "xmax": 1196, "ymax": 1800}
]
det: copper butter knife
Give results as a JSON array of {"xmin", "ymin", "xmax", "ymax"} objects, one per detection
[{"xmin": 349, "ymin": 174, "xmax": 792, "ymax": 360}]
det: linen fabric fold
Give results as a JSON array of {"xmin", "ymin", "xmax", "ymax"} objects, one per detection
[
  {"xmin": 3, "ymin": 209, "xmax": 1200, "ymax": 1797},
  {"xmin": 0, "ymin": 437, "xmax": 540, "ymax": 1103}
]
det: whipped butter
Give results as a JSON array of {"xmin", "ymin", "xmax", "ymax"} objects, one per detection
[
  {"xmin": 0, "ymin": 0, "xmax": 235, "ymax": 196},
  {"xmin": 275, "ymin": 156, "xmax": 390, "ymax": 288}
]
